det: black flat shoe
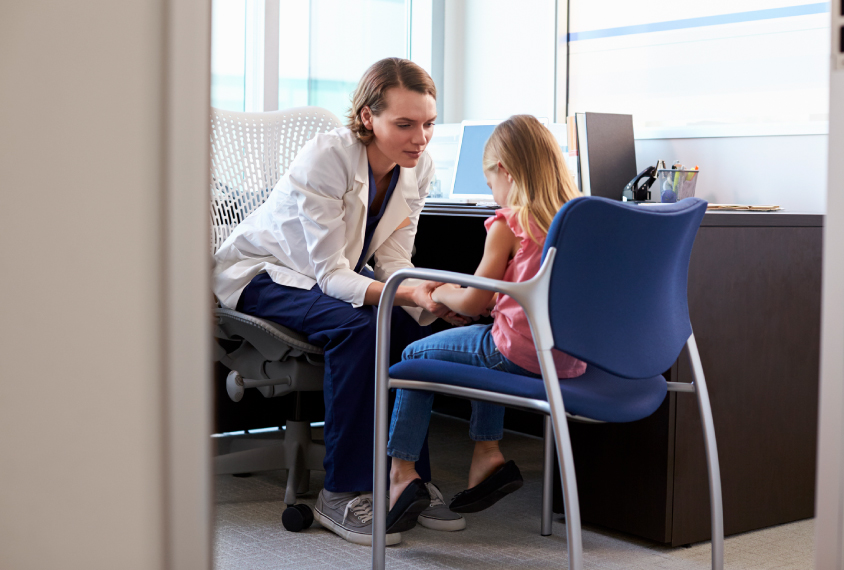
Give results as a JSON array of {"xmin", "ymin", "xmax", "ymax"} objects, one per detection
[
  {"xmin": 449, "ymin": 460, "xmax": 523, "ymax": 513},
  {"xmin": 386, "ymin": 478, "xmax": 429, "ymax": 533}
]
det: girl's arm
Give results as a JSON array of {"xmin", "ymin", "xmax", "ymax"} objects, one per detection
[
  {"xmin": 431, "ymin": 219, "xmax": 519, "ymax": 317},
  {"xmin": 486, "ymin": 292, "xmax": 499, "ymax": 311}
]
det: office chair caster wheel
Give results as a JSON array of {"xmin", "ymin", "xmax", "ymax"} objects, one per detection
[
  {"xmin": 226, "ymin": 371, "xmax": 245, "ymax": 402},
  {"xmin": 282, "ymin": 503, "xmax": 313, "ymax": 532}
]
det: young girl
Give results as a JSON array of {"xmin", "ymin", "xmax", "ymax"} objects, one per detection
[{"xmin": 386, "ymin": 115, "xmax": 587, "ymax": 521}]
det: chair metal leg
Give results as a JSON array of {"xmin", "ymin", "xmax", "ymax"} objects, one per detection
[
  {"xmin": 215, "ymin": 420, "xmax": 324, "ymax": 499},
  {"xmin": 283, "ymin": 441, "xmax": 304, "ymax": 505},
  {"xmin": 372, "ymin": 306, "xmax": 393, "ymax": 570},
  {"xmin": 538, "ymin": 350, "xmax": 583, "ymax": 570},
  {"xmin": 687, "ymin": 334, "xmax": 724, "ymax": 570},
  {"xmin": 285, "ymin": 420, "xmax": 317, "ymax": 495},
  {"xmin": 541, "ymin": 415, "xmax": 554, "ymax": 537}
]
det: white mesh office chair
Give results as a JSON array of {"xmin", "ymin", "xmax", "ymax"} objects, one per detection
[
  {"xmin": 211, "ymin": 106, "xmax": 342, "ymax": 532},
  {"xmin": 210, "ymin": 106, "xmax": 342, "ymax": 250}
]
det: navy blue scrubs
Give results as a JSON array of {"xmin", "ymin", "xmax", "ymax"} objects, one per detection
[{"xmin": 237, "ymin": 164, "xmax": 432, "ymax": 492}]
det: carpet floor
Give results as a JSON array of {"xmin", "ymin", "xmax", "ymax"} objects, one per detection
[{"xmin": 214, "ymin": 413, "xmax": 814, "ymax": 570}]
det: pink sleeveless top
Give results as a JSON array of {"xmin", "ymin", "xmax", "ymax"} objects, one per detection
[{"xmin": 485, "ymin": 209, "xmax": 587, "ymax": 378}]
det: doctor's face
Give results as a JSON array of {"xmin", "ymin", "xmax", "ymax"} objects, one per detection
[{"xmin": 363, "ymin": 87, "xmax": 436, "ymax": 168}]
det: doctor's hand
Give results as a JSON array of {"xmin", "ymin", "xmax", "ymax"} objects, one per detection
[
  {"xmin": 412, "ymin": 282, "xmax": 473, "ymax": 327},
  {"xmin": 411, "ymin": 281, "xmax": 451, "ymax": 318}
]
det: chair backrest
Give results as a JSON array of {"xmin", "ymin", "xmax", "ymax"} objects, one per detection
[
  {"xmin": 542, "ymin": 197, "xmax": 707, "ymax": 379},
  {"xmin": 210, "ymin": 106, "xmax": 342, "ymax": 252}
]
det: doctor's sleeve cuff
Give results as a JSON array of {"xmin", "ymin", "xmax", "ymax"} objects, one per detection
[
  {"xmin": 319, "ymin": 267, "xmax": 374, "ymax": 308},
  {"xmin": 402, "ymin": 306, "xmax": 437, "ymax": 326}
]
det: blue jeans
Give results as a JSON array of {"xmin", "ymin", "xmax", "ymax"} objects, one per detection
[{"xmin": 387, "ymin": 323, "xmax": 540, "ymax": 462}]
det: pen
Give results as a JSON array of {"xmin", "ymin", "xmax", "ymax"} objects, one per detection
[{"xmin": 686, "ymin": 165, "xmax": 699, "ymax": 182}]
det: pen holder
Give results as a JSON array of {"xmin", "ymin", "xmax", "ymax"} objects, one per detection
[{"xmin": 657, "ymin": 169, "xmax": 699, "ymax": 203}]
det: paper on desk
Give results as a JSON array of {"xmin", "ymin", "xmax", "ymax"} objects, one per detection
[{"xmin": 706, "ymin": 204, "xmax": 782, "ymax": 211}]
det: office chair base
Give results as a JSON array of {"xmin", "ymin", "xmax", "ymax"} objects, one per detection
[{"xmin": 215, "ymin": 420, "xmax": 325, "ymax": 505}]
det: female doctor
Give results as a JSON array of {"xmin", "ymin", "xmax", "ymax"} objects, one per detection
[{"xmin": 213, "ymin": 58, "xmax": 467, "ymax": 545}]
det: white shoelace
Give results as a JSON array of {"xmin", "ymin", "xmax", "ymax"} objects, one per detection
[
  {"xmin": 343, "ymin": 493, "xmax": 374, "ymax": 525},
  {"xmin": 424, "ymin": 482, "xmax": 445, "ymax": 507}
]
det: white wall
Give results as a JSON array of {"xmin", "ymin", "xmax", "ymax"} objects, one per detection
[
  {"xmin": 443, "ymin": 0, "xmax": 466, "ymax": 123},
  {"xmin": 0, "ymin": 2, "xmax": 211, "ymax": 569},
  {"xmin": 443, "ymin": 0, "xmax": 556, "ymax": 123},
  {"xmin": 441, "ymin": 0, "xmax": 828, "ymax": 212},
  {"xmin": 635, "ymin": 134, "xmax": 828, "ymax": 213}
]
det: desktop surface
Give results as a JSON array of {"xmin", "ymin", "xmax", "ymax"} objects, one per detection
[{"xmin": 422, "ymin": 202, "xmax": 821, "ymax": 226}]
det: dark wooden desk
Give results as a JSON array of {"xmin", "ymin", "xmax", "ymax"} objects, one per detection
[{"xmin": 413, "ymin": 205, "xmax": 822, "ymax": 546}]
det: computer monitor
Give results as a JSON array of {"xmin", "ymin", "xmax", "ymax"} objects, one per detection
[
  {"xmin": 575, "ymin": 112, "xmax": 637, "ymax": 201},
  {"xmin": 448, "ymin": 122, "xmax": 498, "ymax": 203}
]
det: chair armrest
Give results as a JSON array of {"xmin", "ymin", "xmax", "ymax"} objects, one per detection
[
  {"xmin": 378, "ymin": 267, "xmax": 525, "ymax": 311},
  {"xmin": 376, "ymin": 253, "xmax": 559, "ymax": 383},
  {"xmin": 375, "ymin": 268, "xmax": 530, "ymax": 378}
]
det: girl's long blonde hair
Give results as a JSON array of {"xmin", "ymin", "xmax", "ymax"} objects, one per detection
[{"xmin": 482, "ymin": 115, "xmax": 580, "ymax": 244}]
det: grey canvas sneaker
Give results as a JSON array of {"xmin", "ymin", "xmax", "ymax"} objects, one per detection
[
  {"xmin": 313, "ymin": 489, "xmax": 401, "ymax": 546},
  {"xmin": 417, "ymin": 482, "xmax": 466, "ymax": 531}
]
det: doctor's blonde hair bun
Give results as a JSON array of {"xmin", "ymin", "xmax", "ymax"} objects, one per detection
[
  {"xmin": 347, "ymin": 58, "xmax": 437, "ymax": 146},
  {"xmin": 483, "ymin": 115, "xmax": 581, "ymax": 245}
]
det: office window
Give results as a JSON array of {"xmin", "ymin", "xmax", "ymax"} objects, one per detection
[
  {"xmin": 211, "ymin": 0, "xmax": 247, "ymax": 111},
  {"xmin": 281, "ymin": 0, "xmax": 408, "ymax": 119},
  {"xmin": 563, "ymin": 0, "xmax": 831, "ymax": 138},
  {"xmin": 211, "ymin": 0, "xmax": 409, "ymax": 117}
]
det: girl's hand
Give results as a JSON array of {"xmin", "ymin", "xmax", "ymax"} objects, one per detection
[{"xmin": 441, "ymin": 311, "xmax": 473, "ymax": 327}]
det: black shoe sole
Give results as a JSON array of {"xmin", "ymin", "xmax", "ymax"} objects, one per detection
[
  {"xmin": 449, "ymin": 479, "xmax": 523, "ymax": 513},
  {"xmin": 386, "ymin": 479, "xmax": 430, "ymax": 533}
]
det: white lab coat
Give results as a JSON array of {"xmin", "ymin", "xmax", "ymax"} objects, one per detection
[{"xmin": 213, "ymin": 126, "xmax": 436, "ymax": 325}]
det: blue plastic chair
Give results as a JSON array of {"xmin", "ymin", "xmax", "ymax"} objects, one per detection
[{"xmin": 371, "ymin": 197, "xmax": 723, "ymax": 570}]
